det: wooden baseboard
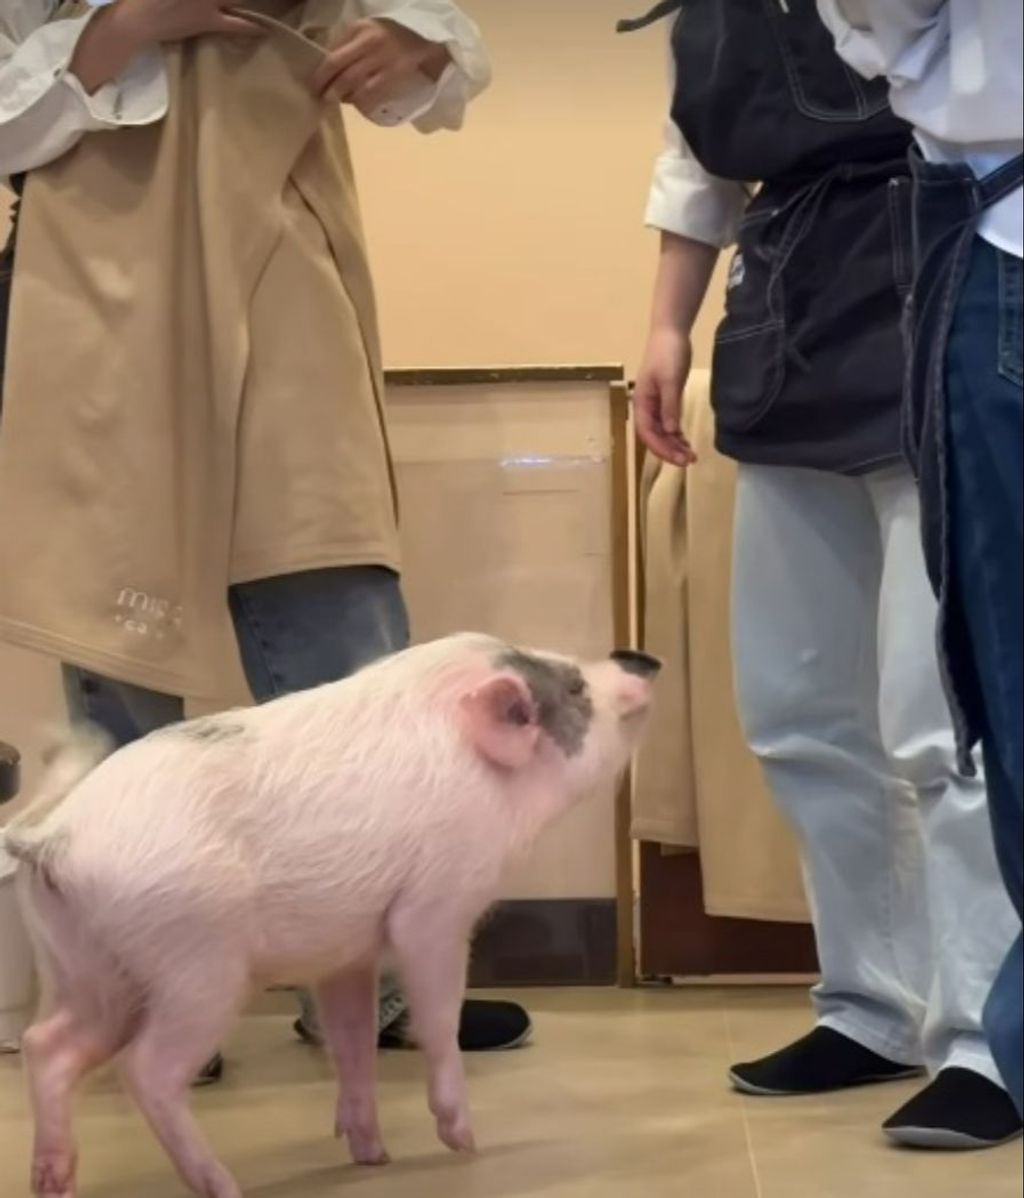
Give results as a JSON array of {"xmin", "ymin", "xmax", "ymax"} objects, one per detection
[
  {"xmin": 469, "ymin": 899, "xmax": 617, "ymax": 987},
  {"xmin": 640, "ymin": 974, "xmax": 818, "ymax": 988},
  {"xmin": 639, "ymin": 845, "xmax": 819, "ymax": 977},
  {"xmin": 260, "ymin": 899, "xmax": 617, "ymax": 997}
]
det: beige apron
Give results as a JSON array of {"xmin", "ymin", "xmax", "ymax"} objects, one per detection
[
  {"xmin": 0, "ymin": 1, "xmax": 399, "ymax": 699},
  {"xmin": 634, "ymin": 372, "xmax": 809, "ymax": 923}
]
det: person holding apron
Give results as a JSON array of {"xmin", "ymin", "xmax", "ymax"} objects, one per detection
[
  {"xmin": 819, "ymin": 0, "xmax": 1024, "ymax": 1124},
  {"xmin": 0, "ymin": 0, "xmax": 532, "ymax": 1087},
  {"xmin": 623, "ymin": 0, "xmax": 1022, "ymax": 1148}
]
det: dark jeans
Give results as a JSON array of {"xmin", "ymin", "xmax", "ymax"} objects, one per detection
[
  {"xmin": 945, "ymin": 238, "xmax": 1024, "ymax": 1113},
  {"xmin": 63, "ymin": 564, "xmax": 411, "ymax": 1034},
  {"xmin": 63, "ymin": 565, "xmax": 409, "ymax": 741}
]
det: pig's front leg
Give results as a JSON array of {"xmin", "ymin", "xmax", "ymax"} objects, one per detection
[
  {"xmin": 314, "ymin": 964, "xmax": 390, "ymax": 1166},
  {"xmin": 388, "ymin": 904, "xmax": 475, "ymax": 1154}
]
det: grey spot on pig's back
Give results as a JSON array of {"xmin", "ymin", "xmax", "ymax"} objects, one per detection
[
  {"xmin": 498, "ymin": 650, "xmax": 594, "ymax": 757},
  {"xmin": 174, "ymin": 718, "xmax": 246, "ymax": 744}
]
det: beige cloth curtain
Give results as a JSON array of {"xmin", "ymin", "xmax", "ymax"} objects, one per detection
[
  {"xmin": 633, "ymin": 371, "xmax": 809, "ymax": 923},
  {"xmin": 0, "ymin": 1, "xmax": 398, "ymax": 700}
]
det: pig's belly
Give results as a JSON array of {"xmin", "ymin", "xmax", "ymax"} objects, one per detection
[{"xmin": 247, "ymin": 897, "xmax": 388, "ymax": 985}]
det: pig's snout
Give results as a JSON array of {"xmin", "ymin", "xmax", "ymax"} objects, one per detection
[
  {"xmin": 602, "ymin": 651, "xmax": 660, "ymax": 722},
  {"xmin": 609, "ymin": 649, "xmax": 662, "ymax": 680}
]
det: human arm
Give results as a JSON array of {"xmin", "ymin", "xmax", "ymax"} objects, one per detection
[
  {"xmin": 1, "ymin": 0, "xmax": 164, "ymax": 177},
  {"xmin": 636, "ymin": 109, "xmax": 748, "ymax": 466},
  {"xmin": 313, "ymin": 0, "xmax": 491, "ymax": 132},
  {"xmin": 0, "ymin": 0, "xmax": 258, "ymax": 178}
]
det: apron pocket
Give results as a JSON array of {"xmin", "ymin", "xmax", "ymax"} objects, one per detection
[
  {"xmin": 764, "ymin": 0, "xmax": 890, "ymax": 122},
  {"xmin": 711, "ymin": 317, "xmax": 786, "ymax": 434},
  {"xmin": 712, "ymin": 167, "xmax": 907, "ymax": 463},
  {"xmin": 710, "ymin": 213, "xmax": 786, "ymax": 433}
]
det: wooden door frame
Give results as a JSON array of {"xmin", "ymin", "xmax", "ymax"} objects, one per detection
[{"xmin": 609, "ymin": 381, "xmax": 637, "ymax": 987}]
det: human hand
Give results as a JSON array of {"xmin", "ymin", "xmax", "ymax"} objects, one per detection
[
  {"xmin": 111, "ymin": 0, "xmax": 262, "ymax": 45},
  {"xmin": 311, "ymin": 19, "xmax": 451, "ymax": 111},
  {"xmin": 71, "ymin": 0, "xmax": 261, "ymax": 94},
  {"xmin": 633, "ymin": 327, "xmax": 697, "ymax": 467}
]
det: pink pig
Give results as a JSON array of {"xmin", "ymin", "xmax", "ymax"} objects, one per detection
[{"xmin": 4, "ymin": 633, "xmax": 659, "ymax": 1198}]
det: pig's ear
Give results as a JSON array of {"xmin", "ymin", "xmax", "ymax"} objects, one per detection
[{"xmin": 461, "ymin": 674, "xmax": 540, "ymax": 771}]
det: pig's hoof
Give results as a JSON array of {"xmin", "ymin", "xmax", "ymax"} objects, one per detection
[
  {"xmin": 31, "ymin": 1155, "xmax": 76, "ymax": 1197},
  {"xmin": 352, "ymin": 1147, "xmax": 391, "ymax": 1168},
  {"xmin": 437, "ymin": 1118, "xmax": 477, "ymax": 1154},
  {"xmin": 199, "ymin": 1173, "xmax": 242, "ymax": 1198},
  {"xmin": 342, "ymin": 1130, "xmax": 390, "ymax": 1166}
]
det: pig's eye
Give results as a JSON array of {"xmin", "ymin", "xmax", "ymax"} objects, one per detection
[{"xmin": 567, "ymin": 677, "xmax": 586, "ymax": 697}]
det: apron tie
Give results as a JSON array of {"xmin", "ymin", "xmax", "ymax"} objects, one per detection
[{"xmin": 616, "ymin": 0, "xmax": 682, "ymax": 34}]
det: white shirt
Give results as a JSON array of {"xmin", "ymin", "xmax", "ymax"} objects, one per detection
[
  {"xmin": 817, "ymin": 0, "xmax": 1023, "ymax": 256},
  {"xmin": 0, "ymin": 0, "xmax": 491, "ymax": 180},
  {"xmin": 644, "ymin": 59, "xmax": 750, "ymax": 249}
]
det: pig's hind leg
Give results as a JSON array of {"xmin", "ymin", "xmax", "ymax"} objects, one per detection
[
  {"xmin": 21, "ymin": 908, "xmax": 133, "ymax": 1198},
  {"xmin": 23, "ymin": 1003, "xmax": 124, "ymax": 1198},
  {"xmin": 314, "ymin": 962, "xmax": 390, "ymax": 1166},
  {"xmin": 118, "ymin": 955, "xmax": 248, "ymax": 1198},
  {"xmin": 388, "ymin": 902, "xmax": 476, "ymax": 1154}
]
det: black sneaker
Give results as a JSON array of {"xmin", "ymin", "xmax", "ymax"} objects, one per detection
[
  {"xmin": 729, "ymin": 1027, "xmax": 923, "ymax": 1096},
  {"xmin": 460, "ymin": 998, "xmax": 533, "ymax": 1052},
  {"xmin": 295, "ymin": 999, "xmax": 533, "ymax": 1053},
  {"xmin": 379, "ymin": 998, "xmax": 533, "ymax": 1053},
  {"xmin": 883, "ymin": 1068, "xmax": 1024, "ymax": 1150}
]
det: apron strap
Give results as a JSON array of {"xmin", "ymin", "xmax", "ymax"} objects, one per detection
[
  {"xmin": 978, "ymin": 154, "xmax": 1024, "ymax": 208},
  {"xmin": 616, "ymin": 0, "xmax": 683, "ymax": 33}
]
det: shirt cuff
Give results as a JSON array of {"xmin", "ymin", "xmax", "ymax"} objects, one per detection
[
  {"xmin": 3, "ymin": 10, "xmax": 167, "ymax": 133},
  {"xmin": 363, "ymin": 62, "xmax": 460, "ymax": 129},
  {"xmin": 366, "ymin": 8, "xmax": 491, "ymax": 131},
  {"xmin": 60, "ymin": 44, "xmax": 168, "ymax": 132}
]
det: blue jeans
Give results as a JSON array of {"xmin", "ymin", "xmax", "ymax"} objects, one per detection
[
  {"xmin": 945, "ymin": 239, "xmax": 1024, "ymax": 1113},
  {"xmin": 63, "ymin": 565, "xmax": 411, "ymax": 1034}
]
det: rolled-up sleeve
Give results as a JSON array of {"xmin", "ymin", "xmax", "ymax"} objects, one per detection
[
  {"xmin": 354, "ymin": 0, "xmax": 492, "ymax": 132},
  {"xmin": 1, "ymin": 11, "xmax": 167, "ymax": 178},
  {"xmin": 645, "ymin": 110, "xmax": 749, "ymax": 248}
]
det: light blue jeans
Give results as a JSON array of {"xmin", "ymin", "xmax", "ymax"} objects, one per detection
[
  {"xmin": 731, "ymin": 463, "xmax": 1017, "ymax": 1084},
  {"xmin": 62, "ymin": 565, "xmax": 410, "ymax": 1036}
]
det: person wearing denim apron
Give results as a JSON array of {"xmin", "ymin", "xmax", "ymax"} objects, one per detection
[
  {"xmin": 624, "ymin": 0, "xmax": 1021, "ymax": 1148},
  {"xmin": 0, "ymin": 2, "xmax": 529, "ymax": 1084},
  {"xmin": 817, "ymin": 0, "xmax": 1024, "ymax": 1123}
]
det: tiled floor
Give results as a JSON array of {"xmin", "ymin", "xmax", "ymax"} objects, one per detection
[{"xmin": 0, "ymin": 988, "xmax": 1020, "ymax": 1198}]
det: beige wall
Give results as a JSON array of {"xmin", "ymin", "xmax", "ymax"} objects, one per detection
[
  {"xmin": 348, "ymin": 0, "xmax": 726, "ymax": 373},
  {"xmin": 2, "ymin": 0, "xmax": 728, "ymax": 366},
  {"xmin": 0, "ymin": 1, "xmax": 728, "ymax": 900}
]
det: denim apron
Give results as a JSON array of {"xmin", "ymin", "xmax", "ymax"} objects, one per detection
[
  {"xmin": 620, "ymin": 0, "xmax": 912, "ymax": 474},
  {"xmin": 902, "ymin": 150, "xmax": 1024, "ymax": 772}
]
